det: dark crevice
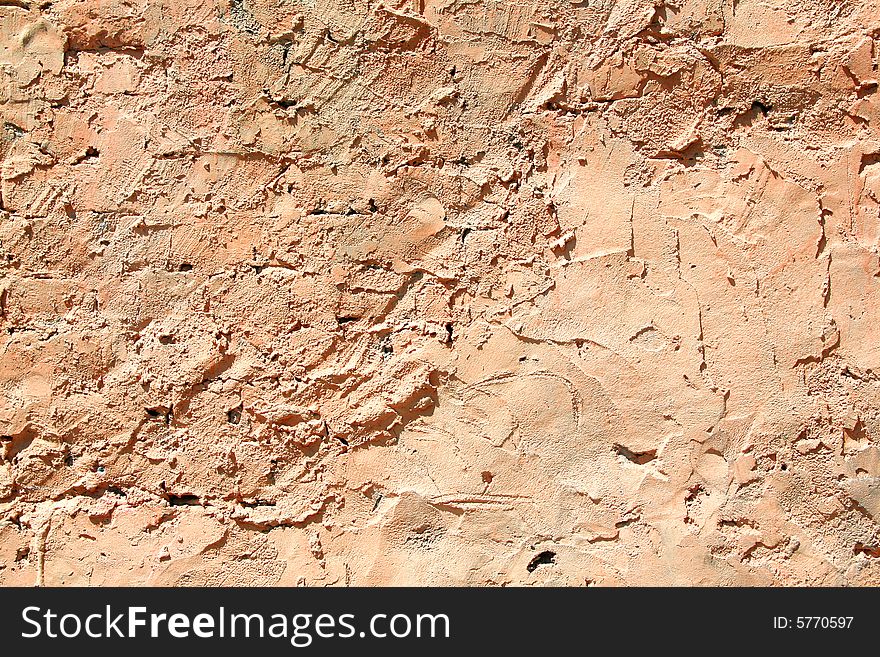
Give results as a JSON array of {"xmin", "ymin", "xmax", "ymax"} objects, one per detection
[
  {"xmin": 751, "ymin": 100, "xmax": 771, "ymax": 115},
  {"xmin": 167, "ymin": 493, "xmax": 200, "ymax": 506},
  {"xmin": 145, "ymin": 405, "xmax": 173, "ymax": 425},
  {"xmin": 857, "ymin": 80, "xmax": 878, "ymax": 98},
  {"xmin": 859, "ymin": 152, "xmax": 880, "ymax": 174},
  {"xmin": 613, "ymin": 443, "xmax": 657, "ymax": 465},
  {"xmin": 241, "ymin": 499, "xmax": 275, "ymax": 508},
  {"xmin": 227, "ymin": 404, "xmax": 243, "ymax": 425},
  {"xmin": 72, "ymin": 146, "xmax": 99, "ymax": 165},
  {"xmin": 854, "ymin": 543, "xmax": 880, "ymax": 558},
  {"xmin": 527, "ymin": 550, "xmax": 557, "ymax": 573}
]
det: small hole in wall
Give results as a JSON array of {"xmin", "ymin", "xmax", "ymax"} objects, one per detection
[
  {"xmin": 145, "ymin": 406, "xmax": 173, "ymax": 425},
  {"xmin": 481, "ymin": 471, "xmax": 493, "ymax": 483},
  {"xmin": 780, "ymin": 463, "xmax": 788, "ymax": 471},
  {"xmin": 167, "ymin": 493, "xmax": 200, "ymax": 506},
  {"xmin": 854, "ymin": 543, "xmax": 880, "ymax": 557},
  {"xmin": 751, "ymin": 100, "xmax": 771, "ymax": 116},
  {"xmin": 527, "ymin": 550, "xmax": 556, "ymax": 573},
  {"xmin": 227, "ymin": 405, "xmax": 243, "ymax": 425},
  {"xmin": 179, "ymin": 263, "xmax": 193, "ymax": 272}
]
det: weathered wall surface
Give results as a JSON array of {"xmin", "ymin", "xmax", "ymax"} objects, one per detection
[{"xmin": 1, "ymin": 0, "xmax": 880, "ymax": 586}]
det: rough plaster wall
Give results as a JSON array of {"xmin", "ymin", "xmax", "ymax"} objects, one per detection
[{"xmin": 1, "ymin": 0, "xmax": 880, "ymax": 586}]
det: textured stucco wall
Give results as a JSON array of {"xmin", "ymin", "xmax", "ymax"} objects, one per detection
[{"xmin": 2, "ymin": 0, "xmax": 880, "ymax": 585}]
